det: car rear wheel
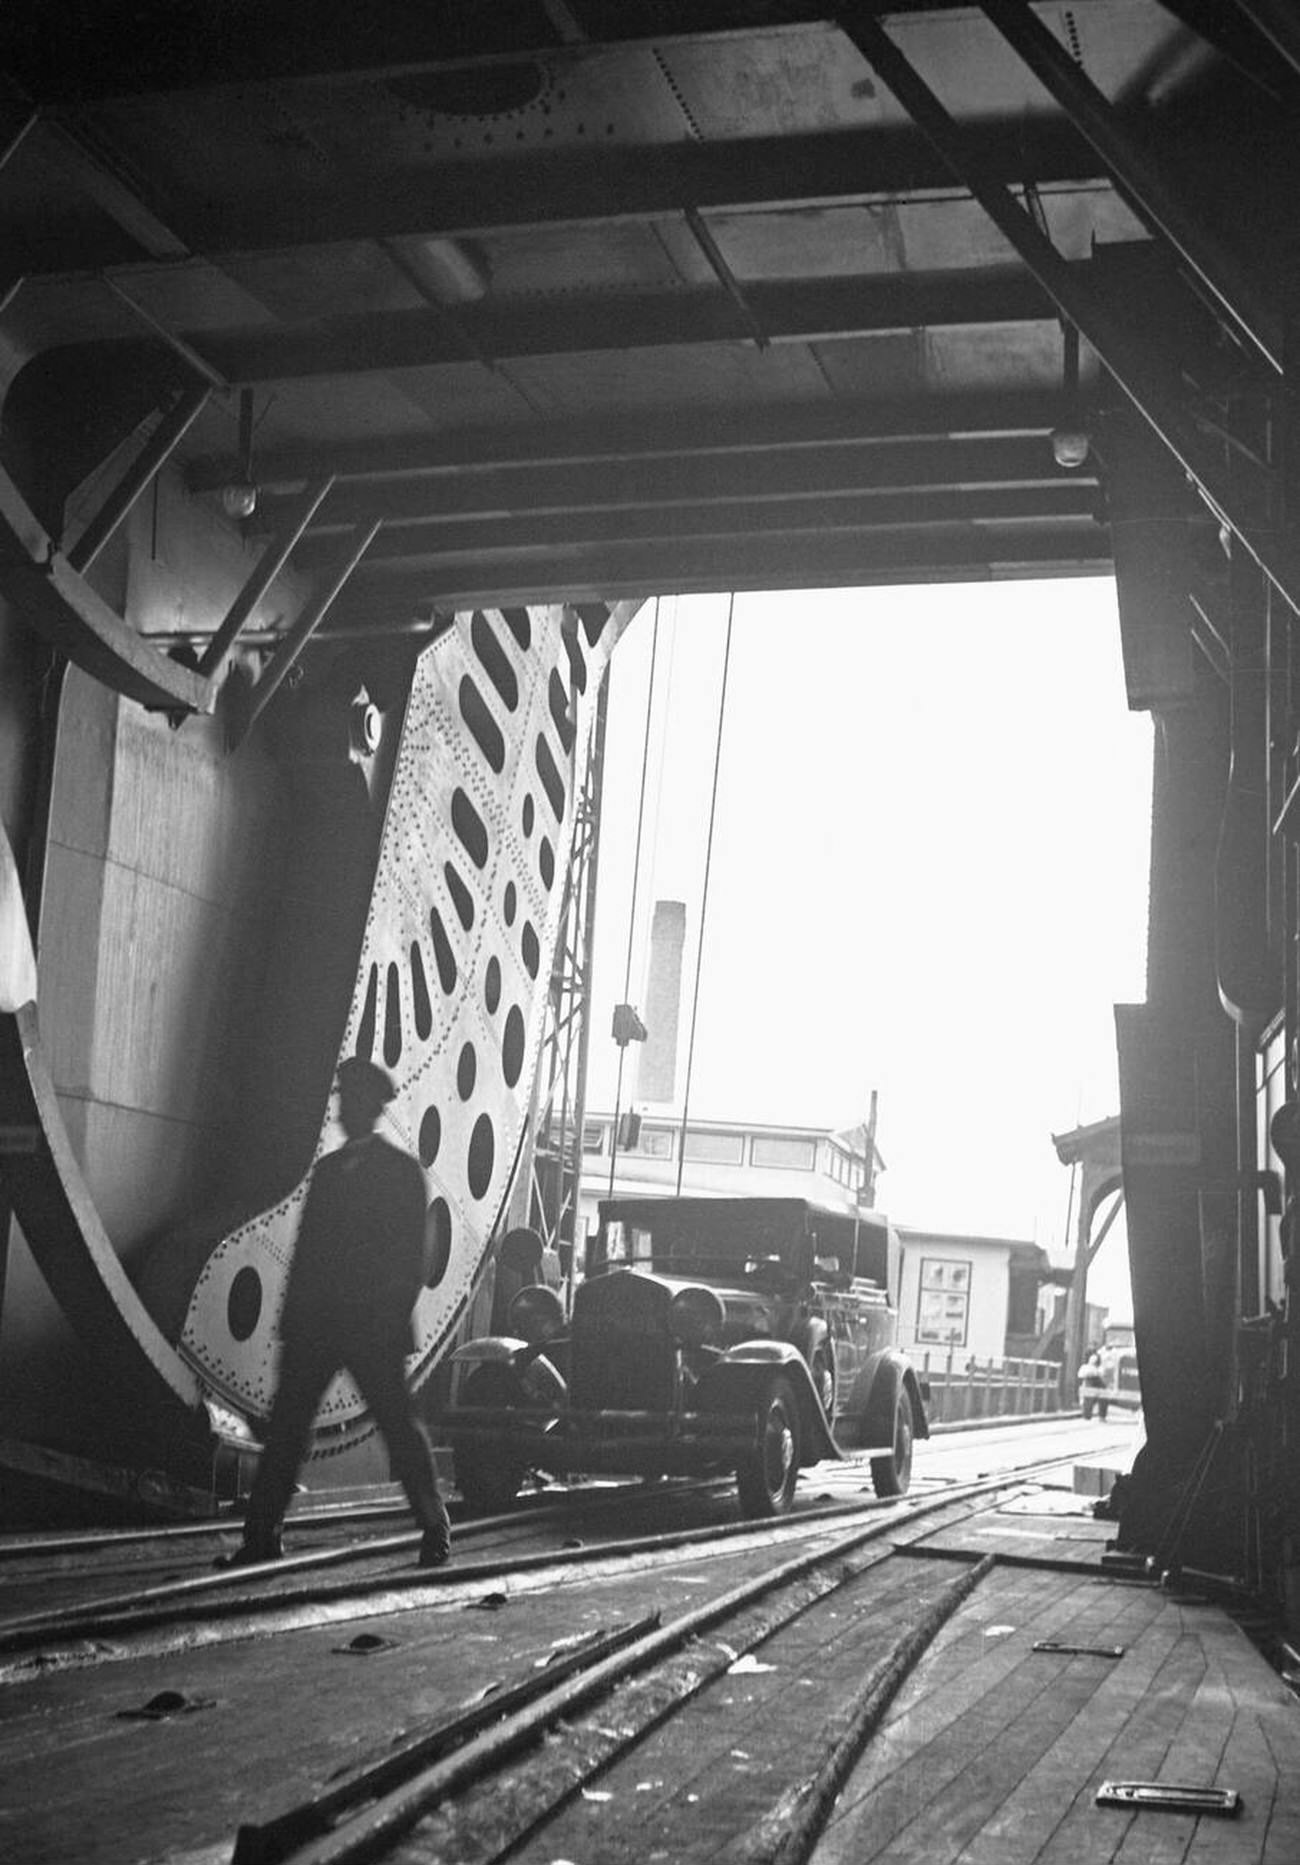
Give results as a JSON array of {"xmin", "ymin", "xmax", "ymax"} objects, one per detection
[
  {"xmin": 737, "ymin": 1374, "xmax": 800, "ymax": 1517},
  {"xmin": 869, "ymin": 1385, "xmax": 914, "ymax": 1498},
  {"xmin": 453, "ymin": 1363, "xmax": 527, "ymax": 1515}
]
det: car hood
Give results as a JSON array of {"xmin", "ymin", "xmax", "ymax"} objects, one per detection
[{"xmin": 576, "ymin": 1267, "xmax": 782, "ymax": 1345}]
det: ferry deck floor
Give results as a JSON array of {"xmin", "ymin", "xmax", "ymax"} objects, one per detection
[{"xmin": 1, "ymin": 1414, "xmax": 1295, "ymax": 1865}]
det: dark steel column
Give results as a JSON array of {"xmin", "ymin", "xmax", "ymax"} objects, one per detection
[{"xmin": 1104, "ymin": 407, "xmax": 1235, "ymax": 1544}]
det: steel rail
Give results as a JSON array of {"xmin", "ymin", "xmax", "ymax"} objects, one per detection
[
  {"xmin": 0, "ymin": 1488, "xmax": 911, "ymax": 1656},
  {"xmin": 237, "ymin": 1509, "xmax": 1007, "ymax": 1865},
  {"xmin": 231, "ymin": 1611, "xmax": 663, "ymax": 1865},
  {"xmin": 0, "ymin": 1448, "xmax": 1096, "ymax": 1669},
  {"xmin": 719, "ymin": 1555, "xmax": 998, "ymax": 1865},
  {"xmin": 0, "ymin": 1471, "xmax": 694, "ymax": 1562}
]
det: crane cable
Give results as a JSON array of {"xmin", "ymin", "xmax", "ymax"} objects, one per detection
[
  {"xmin": 607, "ymin": 597, "xmax": 662, "ymax": 1196},
  {"xmin": 676, "ymin": 591, "xmax": 735, "ymax": 1193}
]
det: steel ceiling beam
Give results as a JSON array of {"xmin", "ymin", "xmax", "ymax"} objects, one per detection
[
  {"xmin": 838, "ymin": 10, "xmax": 1300, "ymax": 618},
  {"xmin": 89, "ymin": 123, "xmax": 1101, "ymax": 262},
  {"xmin": 0, "ymin": 2, "xmax": 1130, "ymax": 99},
  {"xmin": 186, "ymin": 391, "xmax": 1068, "ymax": 495},
  {"xmin": 288, "ymin": 483, "xmax": 1100, "ymax": 571},
  {"xmin": 258, "ymin": 435, "xmax": 1086, "ymax": 534},
  {"xmin": 324, "ymin": 524, "xmax": 1113, "ymax": 622},
  {"xmin": 136, "ymin": 271, "xmax": 1052, "ymax": 386},
  {"xmin": 981, "ymin": 0, "xmax": 1281, "ymax": 374}
]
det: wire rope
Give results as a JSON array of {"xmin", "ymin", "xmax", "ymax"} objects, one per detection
[
  {"xmin": 608, "ymin": 598, "xmax": 662, "ymax": 1195},
  {"xmin": 676, "ymin": 592, "xmax": 735, "ymax": 1193}
]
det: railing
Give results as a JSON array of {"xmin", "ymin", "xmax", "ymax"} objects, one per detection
[{"xmin": 917, "ymin": 1349, "xmax": 1064, "ymax": 1424}]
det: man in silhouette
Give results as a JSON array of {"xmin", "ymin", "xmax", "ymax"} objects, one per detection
[{"xmin": 221, "ymin": 1056, "xmax": 451, "ymax": 1568}]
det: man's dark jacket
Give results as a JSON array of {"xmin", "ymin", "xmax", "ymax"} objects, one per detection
[{"xmin": 279, "ymin": 1135, "xmax": 428, "ymax": 1355}]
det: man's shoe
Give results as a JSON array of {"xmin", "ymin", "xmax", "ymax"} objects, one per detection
[
  {"xmin": 418, "ymin": 1530, "xmax": 452, "ymax": 1569},
  {"xmin": 214, "ymin": 1535, "xmax": 282, "ymax": 1570}
]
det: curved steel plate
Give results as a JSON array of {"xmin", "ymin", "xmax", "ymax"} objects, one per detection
[{"xmin": 177, "ymin": 601, "xmax": 630, "ymax": 1442}]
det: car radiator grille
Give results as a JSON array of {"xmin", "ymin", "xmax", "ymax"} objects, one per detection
[
  {"xmin": 570, "ymin": 1274, "xmax": 676, "ymax": 1412},
  {"xmin": 570, "ymin": 1329, "xmax": 676, "ymax": 1412}
]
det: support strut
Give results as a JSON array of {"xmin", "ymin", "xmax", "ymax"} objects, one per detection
[
  {"xmin": 980, "ymin": 0, "xmax": 1282, "ymax": 375},
  {"xmin": 837, "ymin": 12, "xmax": 1300, "ymax": 618}
]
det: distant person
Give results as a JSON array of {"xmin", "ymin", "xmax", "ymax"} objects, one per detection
[
  {"xmin": 219, "ymin": 1056, "xmax": 450, "ymax": 1568},
  {"xmin": 1079, "ymin": 1348, "xmax": 1108, "ymax": 1420}
]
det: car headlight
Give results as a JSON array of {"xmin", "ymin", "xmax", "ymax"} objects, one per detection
[
  {"xmin": 507, "ymin": 1283, "xmax": 565, "ymax": 1345},
  {"xmin": 669, "ymin": 1286, "xmax": 725, "ymax": 1349}
]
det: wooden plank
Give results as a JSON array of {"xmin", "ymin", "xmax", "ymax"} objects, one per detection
[
  {"xmin": 822, "ymin": 1568, "xmax": 1157, "ymax": 1820},
  {"xmin": 1257, "ymin": 1704, "xmax": 1300, "ymax": 1864},
  {"xmin": 818, "ymin": 1579, "xmax": 1182, "ymax": 1864}
]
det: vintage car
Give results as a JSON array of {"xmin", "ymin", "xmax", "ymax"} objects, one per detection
[{"xmin": 432, "ymin": 1195, "xmax": 928, "ymax": 1518}]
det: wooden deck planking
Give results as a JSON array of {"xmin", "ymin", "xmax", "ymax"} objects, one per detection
[
  {"xmin": 817, "ymin": 1614, "xmax": 1159, "ymax": 1859},
  {"xmin": 818, "ymin": 1585, "xmax": 1196, "ymax": 1863},
  {"xmin": 929, "ymin": 1594, "xmax": 1194, "ymax": 1865},
  {"xmin": 815, "ymin": 1575, "xmax": 1300, "ymax": 1865},
  {"xmin": 1026, "ymin": 1620, "xmax": 1211, "ymax": 1865},
  {"xmin": 1256, "ymin": 1704, "xmax": 1300, "ymax": 1862},
  {"xmin": 816, "ymin": 1564, "xmax": 1162, "ymax": 1835}
]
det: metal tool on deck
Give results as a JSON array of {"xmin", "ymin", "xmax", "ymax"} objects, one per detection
[
  {"xmin": 1032, "ymin": 1639, "xmax": 1125, "ymax": 1658},
  {"xmin": 1096, "ymin": 1782, "xmax": 1241, "ymax": 1816}
]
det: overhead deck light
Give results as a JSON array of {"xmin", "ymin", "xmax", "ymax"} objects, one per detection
[{"xmin": 1051, "ymin": 427, "xmax": 1091, "ymax": 469}]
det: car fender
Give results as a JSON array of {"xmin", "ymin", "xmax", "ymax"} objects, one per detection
[
  {"xmin": 850, "ymin": 1349, "xmax": 930, "ymax": 1448},
  {"xmin": 444, "ymin": 1336, "xmax": 568, "ymax": 1409},
  {"xmin": 696, "ymin": 1340, "xmax": 840, "ymax": 1463},
  {"xmin": 788, "ymin": 1314, "xmax": 831, "ymax": 1370}
]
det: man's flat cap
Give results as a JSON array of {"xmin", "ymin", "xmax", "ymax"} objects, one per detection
[{"xmin": 338, "ymin": 1055, "xmax": 397, "ymax": 1103}]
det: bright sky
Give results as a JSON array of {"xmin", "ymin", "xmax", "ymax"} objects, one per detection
[{"xmin": 586, "ymin": 580, "xmax": 1153, "ymax": 1322}]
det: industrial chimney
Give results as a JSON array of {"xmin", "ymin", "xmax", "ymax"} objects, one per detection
[{"xmin": 635, "ymin": 899, "xmax": 686, "ymax": 1104}]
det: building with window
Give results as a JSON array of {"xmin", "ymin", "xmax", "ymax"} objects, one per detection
[
  {"xmin": 895, "ymin": 1228, "xmax": 1066, "ymax": 1366},
  {"xmin": 576, "ymin": 1110, "xmax": 881, "ymax": 1265},
  {"xmin": 577, "ymin": 1117, "xmax": 1071, "ymax": 1366}
]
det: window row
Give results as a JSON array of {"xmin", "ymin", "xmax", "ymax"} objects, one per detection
[{"xmin": 583, "ymin": 1121, "xmax": 864, "ymax": 1178}]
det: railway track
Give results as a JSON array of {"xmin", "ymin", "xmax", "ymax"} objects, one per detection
[
  {"xmin": 1, "ymin": 1424, "xmax": 1138, "ymax": 1865},
  {"xmin": 0, "ymin": 1434, "xmax": 1112, "ymax": 1670},
  {"xmin": 2, "ymin": 1447, "xmax": 1126, "ymax": 1857},
  {"xmin": 249, "ymin": 1458, "xmax": 1110, "ymax": 1865}
]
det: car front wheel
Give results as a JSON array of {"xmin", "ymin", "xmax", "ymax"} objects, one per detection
[
  {"xmin": 869, "ymin": 1385, "xmax": 915, "ymax": 1498},
  {"xmin": 736, "ymin": 1374, "xmax": 800, "ymax": 1517}
]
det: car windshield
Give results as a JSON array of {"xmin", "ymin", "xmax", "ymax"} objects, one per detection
[{"xmin": 603, "ymin": 1205, "xmax": 805, "ymax": 1280}]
